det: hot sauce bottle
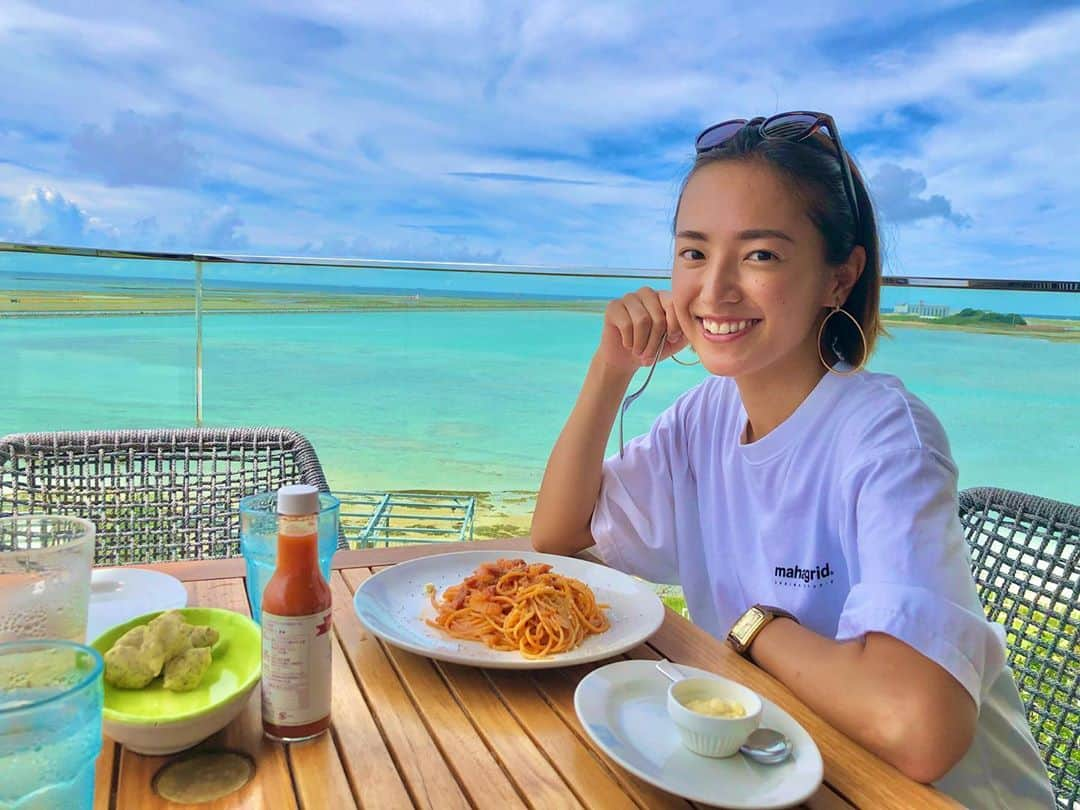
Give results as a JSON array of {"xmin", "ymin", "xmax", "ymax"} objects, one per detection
[{"xmin": 261, "ymin": 484, "xmax": 332, "ymax": 742}]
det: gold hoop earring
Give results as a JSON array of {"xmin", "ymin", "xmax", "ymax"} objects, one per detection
[
  {"xmin": 817, "ymin": 304, "xmax": 867, "ymax": 376},
  {"xmin": 671, "ymin": 349, "xmax": 700, "ymax": 366}
]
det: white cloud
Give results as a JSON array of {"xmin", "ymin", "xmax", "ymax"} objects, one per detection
[
  {"xmin": 0, "ymin": 1, "xmax": 1076, "ymax": 279},
  {"xmin": 296, "ymin": 234, "xmax": 504, "ymax": 264},
  {"xmin": 70, "ymin": 111, "xmax": 201, "ymax": 187},
  {"xmin": 184, "ymin": 207, "xmax": 249, "ymax": 253},
  {"xmin": 4, "ymin": 186, "xmax": 116, "ymax": 245},
  {"xmin": 272, "ymin": 0, "xmax": 487, "ymax": 31},
  {"xmin": 870, "ymin": 164, "xmax": 970, "ymax": 228},
  {"xmin": 0, "ymin": 2, "xmax": 161, "ymax": 53}
]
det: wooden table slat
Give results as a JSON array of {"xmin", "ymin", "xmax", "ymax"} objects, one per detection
[
  {"xmin": 92, "ymin": 738, "xmax": 117, "ymax": 810},
  {"xmin": 324, "ymin": 636, "xmax": 414, "ymax": 808},
  {"xmin": 804, "ymin": 786, "xmax": 859, "ymax": 810},
  {"xmin": 328, "ymin": 572, "xmax": 471, "ymax": 810},
  {"xmin": 483, "ymin": 667, "xmax": 644, "ymax": 809},
  {"xmin": 436, "ymin": 661, "xmax": 586, "ymax": 810},
  {"xmin": 287, "ymin": 731, "xmax": 357, "ymax": 810},
  {"xmin": 525, "ymin": 664, "xmax": 694, "ymax": 810},
  {"xmin": 340, "ymin": 567, "xmax": 528, "ymax": 810}
]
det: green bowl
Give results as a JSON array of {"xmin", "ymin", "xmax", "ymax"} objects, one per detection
[{"xmin": 90, "ymin": 608, "xmax": 262, "ymax": 754}]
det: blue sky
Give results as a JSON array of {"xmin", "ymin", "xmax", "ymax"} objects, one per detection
[{"xmin": 1, "ymin": 0, "xmax": 1077, "ymax": 281}]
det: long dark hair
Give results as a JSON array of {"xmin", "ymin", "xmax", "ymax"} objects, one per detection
[{"xmin": 674, "ymin": 123, "xmax": 883, "ymax": 366}]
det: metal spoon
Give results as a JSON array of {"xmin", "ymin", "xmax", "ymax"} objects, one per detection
[
  {"xmin": 739, "ymin": 728, "xmax": 792, "ymax": 764},
  {"xmin": 654, "ymin": 659, "xmax": 793, "ymax": 765}
]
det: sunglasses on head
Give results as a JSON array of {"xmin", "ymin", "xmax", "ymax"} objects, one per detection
[{"xmin": 695, "ymin": 111, "xmax": 861, "ymax": 229}]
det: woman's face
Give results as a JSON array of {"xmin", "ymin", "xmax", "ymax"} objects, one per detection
[{"xmin": 672, "ymin": 159, "xmax": 845, "ymax": 383}]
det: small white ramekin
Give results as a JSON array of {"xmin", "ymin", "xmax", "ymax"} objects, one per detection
[{"xmin": 666, "ymin": 675, "xmax": 763, "ymax": 757}]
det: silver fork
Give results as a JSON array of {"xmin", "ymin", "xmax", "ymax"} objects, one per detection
[{"xmin": 618, "ymin": 331, "xmax": 667, "ymax": 458}]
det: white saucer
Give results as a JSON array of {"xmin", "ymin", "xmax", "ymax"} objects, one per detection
[
  {"xmin": 87, "ymin": 568, "xmax": 188, "ymax": 642},
  {"xmin": 574, "ymin": 660, "xmax": 823, "ymax": 809}
]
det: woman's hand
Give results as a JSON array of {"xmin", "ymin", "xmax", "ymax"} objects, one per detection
[
  {"xmin": 533, "ymin": 287, "xmax": 686, "ymax": 557},
  {"xmin": 600, "ymin": 287, "xmax": 688, "ymax": 372}
]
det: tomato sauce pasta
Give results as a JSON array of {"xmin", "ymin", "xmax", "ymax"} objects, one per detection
[{"xmin": 426, "ymin": 558, "xmax": 610, "ymax": 658}]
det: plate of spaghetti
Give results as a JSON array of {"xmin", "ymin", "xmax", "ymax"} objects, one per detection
[{"xmin": 352, "ymin": 551, "xmax": 665, "ymax": 668}]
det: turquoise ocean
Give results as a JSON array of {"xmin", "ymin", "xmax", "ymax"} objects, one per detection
[{"xmin": 2, "ymin": 307, "xmax": 1078, "ymax": 505}]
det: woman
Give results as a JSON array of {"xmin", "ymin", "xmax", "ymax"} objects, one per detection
[{"xmin": 531, "ymin": 112, "xmax": 1054, "ymax": 808}]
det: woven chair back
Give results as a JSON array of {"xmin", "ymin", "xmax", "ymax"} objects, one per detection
[
  {"xmin": 0, "ymin": 428, "xmax": 338, "ymax": 565},
  {"xmin": 960, "ymin": 487, "xmax": 1079, "ymax": 807}
]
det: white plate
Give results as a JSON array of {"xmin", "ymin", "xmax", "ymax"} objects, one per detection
[
  {"xmin": 352, "ymin": 550, "xmax": 665, "ymax": 669},
  {"xmin": 575, "ymin": 660, "xmax": 824, "ymax": 808},
  {"xmin": 87, "ymin": 568, "xmax": 188, "ymax": 642}
]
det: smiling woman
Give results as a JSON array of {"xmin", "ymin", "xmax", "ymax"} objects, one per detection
[{"xmin": 530, "ymin": 112, "xmax": 1057, "ymax": 809}]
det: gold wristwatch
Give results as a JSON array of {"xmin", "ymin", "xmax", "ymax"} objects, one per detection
[{"xmin": 727, "ymin": 604, "xmax": 799, "ymax": 657}]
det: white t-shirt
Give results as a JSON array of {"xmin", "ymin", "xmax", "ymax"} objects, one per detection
[{"xmin": 591, "ymin": 369, "xmax": 1055, "ymax": 809}]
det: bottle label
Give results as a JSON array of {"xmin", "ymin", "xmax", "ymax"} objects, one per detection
[{"xmin": 261, "ymin": 609, "xmax": 332, "ymax": 727}]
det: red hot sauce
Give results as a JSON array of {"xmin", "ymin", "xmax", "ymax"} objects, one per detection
[{"xmin": 260, "ymin": 484, "xmax": 332, "ymax": 742}]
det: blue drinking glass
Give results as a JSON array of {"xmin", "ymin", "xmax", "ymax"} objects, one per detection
[
  {"xmin": 0, "ymin": 640, "xmax": 104, "ymax": 810},
  {"xmin": 239, "ymin": 491, "xmax": 341, "ymax": 623}
]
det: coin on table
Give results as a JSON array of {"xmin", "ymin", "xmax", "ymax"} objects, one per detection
[{"xmin": 153, "ymin": 750, "xmax": 254, "ymax": 803}]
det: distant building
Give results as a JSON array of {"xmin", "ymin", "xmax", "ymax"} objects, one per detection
[
  {"xmin": 914, "ymin": 301, "xmax": 950, "ymax": 318},
  {"xmin": 893, "ymin": 301, "xmax": 950, "ymax": 319}
]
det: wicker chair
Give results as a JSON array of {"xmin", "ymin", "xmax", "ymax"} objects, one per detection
[
  {"xmin": 0, "ymin": 428, "xmax": 342, "ymax": 565},
  {"xmin": 959, "ymin": 487, "xmax": 1079, "ymax": 807}
]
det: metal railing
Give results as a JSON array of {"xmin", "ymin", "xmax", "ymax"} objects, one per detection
[
  {"xmin": 337, "ymin": 491, "xmax": 476, "ymax": 548},
  {"xmin": 3, "ymin": 240, "xmax": 1078, "ymax": 290}
]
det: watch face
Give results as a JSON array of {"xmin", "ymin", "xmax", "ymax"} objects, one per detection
[{"xmin": 730, "ymin": 607, "xmax": 765, "ymax": 641}]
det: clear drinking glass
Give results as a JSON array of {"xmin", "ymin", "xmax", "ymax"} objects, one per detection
[
  {"xmin": 0, "ymin": 640, "xmax": 104, "ymax": 810},
  {"xmin": 0, "ymin": 516, "xmax": 96, "ymax": 644},
  {"xmin": 239, "ymin": 492, "xmax": 340, "ymax": 623}
]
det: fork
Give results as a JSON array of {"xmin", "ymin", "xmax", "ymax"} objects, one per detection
[{"xmin": 618, "ymin": 331, "xmax": 667, "ymax": 458}]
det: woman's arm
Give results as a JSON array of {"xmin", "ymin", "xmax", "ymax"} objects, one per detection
[
  {"xmin": 750, "ymin": 620, "xmax": 978, "ymax": 783},
  {"xmin": 530, "ymin": 356, "xmax": 635, "ymax": 555},
  {"xmin": 531, "ymin": 288, "xmax": 685, "ymax": 556}
]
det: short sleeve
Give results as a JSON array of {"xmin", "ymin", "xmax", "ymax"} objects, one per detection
[
  {"xmin": 590, "ymin": 398, "xmax": 688, "ymax": 585},
  {"xmin": 835, "ymin": 447, "xmax": 1007, "ymax": 707}
]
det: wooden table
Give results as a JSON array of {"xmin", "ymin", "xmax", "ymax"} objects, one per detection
[{"xmin": 93, "ymin": 537, "xmax": 960, "ymax": 809}]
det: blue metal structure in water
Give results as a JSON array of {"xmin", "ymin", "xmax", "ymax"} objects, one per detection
[{"xmin": 336, "ymin": 490, "xmax": 476, "ymax": 548}]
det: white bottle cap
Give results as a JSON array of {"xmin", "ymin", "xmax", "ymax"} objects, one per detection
[{"xmin": 277, "ymin": 484, "xmax": 320, "ymax": 516}]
